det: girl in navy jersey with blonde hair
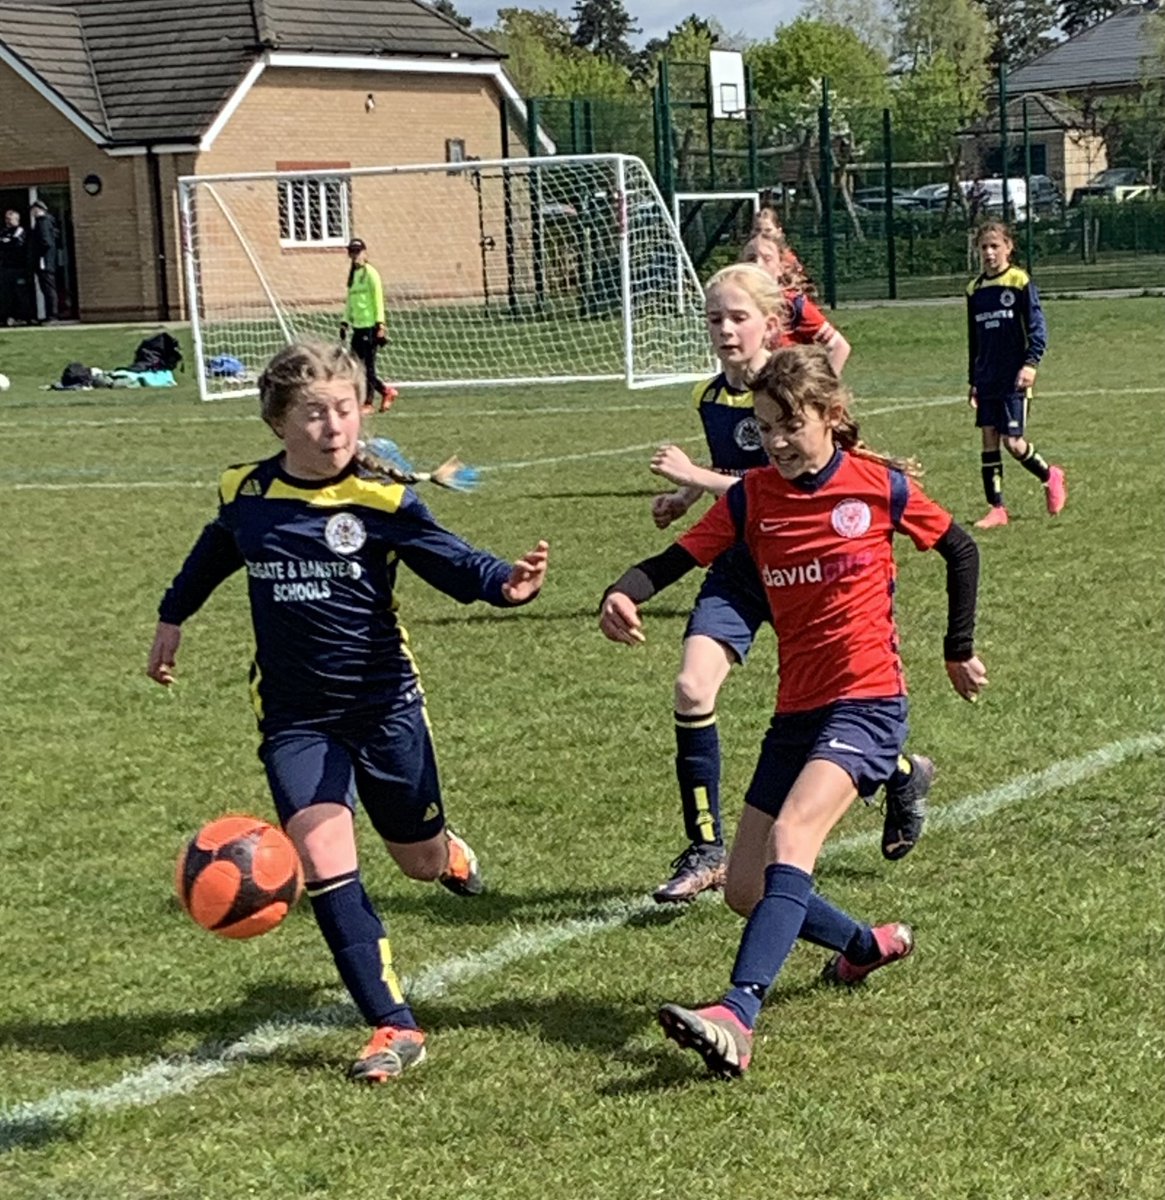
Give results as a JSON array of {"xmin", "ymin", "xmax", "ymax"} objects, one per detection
[{"xmin": 602, "ymin": 345, "xmax": 986, "ymax": 1078}]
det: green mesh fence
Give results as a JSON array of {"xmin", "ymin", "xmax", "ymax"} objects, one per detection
[{"xmin": 527, "ymin": 90, "xmax": 1165, "ymax": 301}]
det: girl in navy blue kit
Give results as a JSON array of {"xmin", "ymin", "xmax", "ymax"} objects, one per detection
[
  {"xmin": 966, "ymin": 222, "xmax": 1066, "ymax": 528},
  {"xmin": 147, "ymin": 339, "xmax": 548, "ymax": 1083}
]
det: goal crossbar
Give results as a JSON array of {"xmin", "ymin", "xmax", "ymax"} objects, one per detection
[{"xmin": 179, "ymin": 153, "xmax": 714, "ymax": 400}]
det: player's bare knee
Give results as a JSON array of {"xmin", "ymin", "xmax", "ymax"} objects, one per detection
[
  {"xmin": 1002, "ymin": 436, "xmax": 1026, "ymax": 457},
  {"xmin": 674, "ymin": 671, "xmax": 719, "ymax": 713}
]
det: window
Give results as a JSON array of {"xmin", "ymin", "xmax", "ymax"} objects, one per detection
[
  {"xmin": 278, "ymin": 176, "xmax": 351, "ymax": 247},
  {"xmin": 446, "ymin": 138, "xmax": 466, "ymax": 175}
]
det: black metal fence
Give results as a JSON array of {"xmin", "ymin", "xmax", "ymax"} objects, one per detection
[{"xmin": 526, "ymin": 81, "xmax": 1165, "ymax": 303}]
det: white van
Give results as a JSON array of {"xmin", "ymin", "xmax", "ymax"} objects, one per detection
[{"xmin": 971, "ymin": 178, "xmax": 1028, "ymax": 221}]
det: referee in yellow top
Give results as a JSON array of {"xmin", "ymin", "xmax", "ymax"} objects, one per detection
[{"xmin": 340, "ymin": 237, "xmax": 397, "ymax": 412}]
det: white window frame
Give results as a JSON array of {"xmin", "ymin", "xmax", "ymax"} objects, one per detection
[{"xmin": 278, "ymin": 176, "xmax": 351, "ymax": 247}]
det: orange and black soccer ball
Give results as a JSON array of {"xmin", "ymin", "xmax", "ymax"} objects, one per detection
[{"xmin": 175, "ymin": 815, "xmax": 303, "ymax": 939}]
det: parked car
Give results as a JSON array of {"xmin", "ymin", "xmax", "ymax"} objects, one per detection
[
  {"xmin": 851, "ymin": 187, "xmax": 925, "ymax": 210},
  {"xmin": 1070, "ymin": 167, "xmax": 1150, "ymax": 205},
  {"xmin": 911, "ymin": 182, "xmax": 959, "ymax": 209},
  {"xmin": 972, "ymin": 178, "xmax": 1028, "ymax": 221},
  {"xmin": 1027, "ymin": 174, "xmax": 1063, "ymax": 215}
]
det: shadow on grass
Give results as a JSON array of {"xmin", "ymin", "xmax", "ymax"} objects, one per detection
[
  {"xmin": 420, "ymin": 992, "xmax": 647, "ymax": 1053},
  {"xmin": 597, "ymin": 978, "xmax": 824, "ymax": 1095},
  {"xmin": 0, "ymin": 977, "xmax": 327, "ymax": 1066}
]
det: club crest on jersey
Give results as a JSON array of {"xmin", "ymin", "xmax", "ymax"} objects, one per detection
[
  {"xmin": 324, "ymin": 512, "xmax": 367, "ymax": 555},
  {"xmin": 831, "ymin": 498, "xmax": 871, "ymax": 538},
  {"xmin": 999, "ymin": 289, "xmax": 1015, "ymax": 308},
  {"xmin": 734, "ymin": 417, "xmax": 762, "ymax": 451}
]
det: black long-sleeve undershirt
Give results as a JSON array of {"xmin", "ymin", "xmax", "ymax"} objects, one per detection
[{"xmin": 603, "ymin": 522, "xmax": 979, "ymax": 663}]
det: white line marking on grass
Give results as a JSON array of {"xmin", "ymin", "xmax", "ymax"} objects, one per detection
[
  {"xmin": 2, "ymin": 729, "xmax": 1162, "ymax": 1149},
  {"xmin": 826, "ymin": 729, "xmax": 1165, "ymax": 855},
  {"xmin": 7, "ymin": 396, "xmax": 961, "ymax": 491},
  {"xmin": 2, "ymin": 386, "xmax": 1161, "ymax": 435},
  {"xmin": 0, "ymin": 898, "xmax": 655, "ymax": 1150},
  {"xmin": 11, "ymin": 480, "xmax": 212, "ymax": 491}
]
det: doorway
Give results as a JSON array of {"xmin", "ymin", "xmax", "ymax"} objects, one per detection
[{"xmin": 0, "ymin": 182, "xmax": 79, "ymax": 321}]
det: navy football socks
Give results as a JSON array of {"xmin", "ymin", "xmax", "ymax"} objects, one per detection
[
  {"xmin": 307, "ymin": 871, "xmax": 417, "ymax": 1029},
  {"xmin": 981, "ymin": 449, "xmax": 1004, "ymax": 507},
  {"xmin": 723, "ymin": 863, "xmax": 813, "ymax": 1028},
  {"xmin": 801, "ymin": 892, "xmax": 879, "ymax": 964},
  {"xmin": 674, "ymin": 710, "xmax": 722, "ymax": 846},
  {"xmin": 1019, "ymin": 443, "xmax": 1051, "ymax": 483}
]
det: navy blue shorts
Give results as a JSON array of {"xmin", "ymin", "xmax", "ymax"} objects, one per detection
[
  {"xmin": 976, "ymin": 390, "xmax": 1029, "ymax": 436},
  {"xmin": 743, "ymin": 698, "xmax": 909, "ymax": 817},
  {"xmin": 259, "ymin": 701, "xmax": 445, "ymax": 844},
  {"xmin": 684, "ymin": 545, "xmax": 770, "ymax": 664}
]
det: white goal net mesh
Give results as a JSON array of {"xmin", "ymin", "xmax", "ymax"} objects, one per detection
[{"xmin": 179, "ymin": 154, "xmax": 712, "ymax": 399}]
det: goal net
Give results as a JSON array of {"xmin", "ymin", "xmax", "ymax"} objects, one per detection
[{"xmin": 179, "ymin": 153, "xmax": 712, "ymax": 400}]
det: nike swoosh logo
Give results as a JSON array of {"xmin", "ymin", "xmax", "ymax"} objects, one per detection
[
  {"xmin": 759, "ymin": 519, "xmax": 787, "ymax": 533},
  {"xmin": 827, "ymin": 738, "xmax": 863, "ymax": 753}
]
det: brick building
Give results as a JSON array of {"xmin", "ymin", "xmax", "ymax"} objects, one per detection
[{"xmin": 0, "ymin": 0, "xmax": 533, "ymax": 322}]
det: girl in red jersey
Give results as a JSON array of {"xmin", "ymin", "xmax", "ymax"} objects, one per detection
[
  {"xmin": 601, "ymin": 345, "xmax": 987, "ymax": 1078},
  {"xmin": 742, "ymin": 231, "xmax": 851, "ymax": 375}
]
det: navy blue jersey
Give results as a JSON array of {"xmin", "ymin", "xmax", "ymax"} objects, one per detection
[
  {"xmin": 692, "ymin": 373, "xmax": 767, "ymax": 475},
  {"xmin": 966, "ymin": 265, "xmax": 1047, "ymax": 396},
  {"xmin": 158, "ymin": 454, "xmax": 518, "ymax": 731}
]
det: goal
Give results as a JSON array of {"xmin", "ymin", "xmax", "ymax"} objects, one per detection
[{"xmin": 179, "ymin": 154, "xmax": 713, "ymax": 400}]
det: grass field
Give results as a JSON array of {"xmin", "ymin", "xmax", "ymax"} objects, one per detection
[{"xmin": 1, "ymin": 299, "xmax": 1163, "ymax": 1199}]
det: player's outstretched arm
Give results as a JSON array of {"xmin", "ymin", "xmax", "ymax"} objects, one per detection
[
  {"xmin": 501, "ymin": 540, "xmax": 549, "ymax": 604},
  {"xmin": 651, "ymin": 445, "xmax": 734, "ymax": 496},
  {"xmin": 599, "ymin": 592, "xmax": 644, "ymax": 645},
  {"xmin": 147, "ymin": 622, "xmax": 183, "ymax": 687}
]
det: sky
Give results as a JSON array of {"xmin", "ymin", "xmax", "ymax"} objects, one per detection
[{"xmin": 456, "ymin": 1, "xmax": 809, "ymax": 45}]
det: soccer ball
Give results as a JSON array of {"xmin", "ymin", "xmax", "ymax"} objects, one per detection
[
  {"xmin": 175, "ymin": 815, "xmax": 303, "ymax": 939},
  {"xmin": 0, "ymin": 373, "xmax": 10, "ymax": 391}
]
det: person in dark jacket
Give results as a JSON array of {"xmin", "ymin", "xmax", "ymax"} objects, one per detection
[
  {"xmin": 30, "ymin": 200, "xmax": 60, "ymax": 322},
  {"xmin": 0, "ymin": 209, "xmax": 32, "ymax": 326}
]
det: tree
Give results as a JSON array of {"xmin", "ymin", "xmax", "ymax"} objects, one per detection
[
  {"xmin": 481, "ymin": 7, "xmax": 631, "ymax": 99},
  {"xmin": 973, "ymin": 0, "xmax": 1060, "ymax": 68},
  {"xmin": 747, "ymin": 18, "xmax": 892, "ymax": 149},
  {"xmin": 893, "ymin": 0, "xmax": 992, "ymax": 128},
  {"xmin": 570, "ymin": 0, "xmax": 641, "ymax": 69},
  {"xmin": 892, "ymin": 54, "xmax": 970, "ymax": 160},
  {"xmin": 805, "ymin": 0, "xmax": 895, "ymax": 56},
  {"xmin": 1058, "ymin": 0, "xmax": 1124, "ymax": 39},
  {"xmin": 633, "ymin": 14, "xmax": 721, "ymax": 86},
  {"xmin": 429, "ymin": 0, "xmax": 471, "ymax": 29}
]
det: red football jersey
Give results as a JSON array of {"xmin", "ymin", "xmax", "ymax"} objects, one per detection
[
  {"xmin": 678, "ymin": 452, "xmax": 952, "ymax": 712},
  {"xmin": 777, "ymin": 291, "xmax": 836, "ymax": 348}
]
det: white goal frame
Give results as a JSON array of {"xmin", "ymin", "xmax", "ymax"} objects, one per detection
[{"xmin": 179, "ymin": 153, "xmax": 713, "ymax": 400}]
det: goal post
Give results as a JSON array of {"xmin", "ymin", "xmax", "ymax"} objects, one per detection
[{"xmin": 178, "ymin": 153, "xmax": 713, "ymax": 400}]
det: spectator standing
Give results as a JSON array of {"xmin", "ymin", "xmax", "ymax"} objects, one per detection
[
  {"xmin": 29, "ymin": 200, "xmax": 60, "ymax": 322},
  {"xmin": 0, "ymin": 209, "xmax": 32, "ymax": 326}
]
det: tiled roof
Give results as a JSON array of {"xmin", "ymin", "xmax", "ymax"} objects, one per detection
[
  {"xmin": 0, "ymin": 3, "xmax": 108, "ymax": 134},
  {"xmin": 1008, "ymin": 4, "xmax": 1165, "ymax": 93},
  {"xmin": 0, "ymin": 0, "xmax": 503, "ymax": 144}
]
